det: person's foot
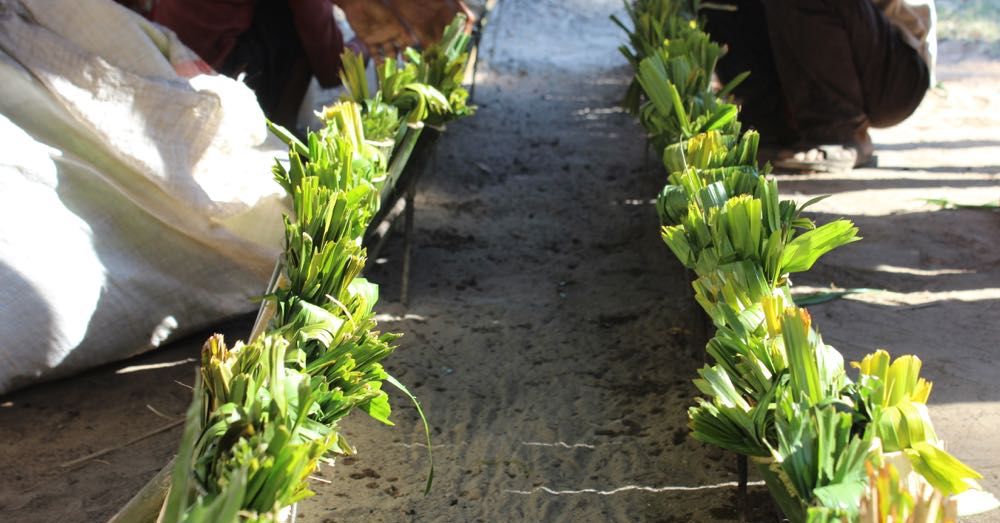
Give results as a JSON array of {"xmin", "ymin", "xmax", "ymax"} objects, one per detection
[{"xmin": 760, "ymin": 131, "xmax": 875, "ymax": 173}]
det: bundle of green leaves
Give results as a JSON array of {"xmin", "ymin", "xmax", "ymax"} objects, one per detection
[
  {"xmin": 852, "ymin": 351, "xmax": 982, "ymax": 497},
  {"xmin": 343, "ymin": 14, "xmax": 476, "ymax": 129},
  {"xmin": 858, "ymin": 460, "xmax": 958, "ymax": 523},
  {"xmin": 614, "ymin": 0, "xmax": 746, "ymax": 147},
  {"xmin": 611, "ymin": 0, "xmax": 699, "ymax": 113},
  {"xmin": 160, "ymin": 335, "xmax": 339, "ymax": 523},
  {"xmin": 658, "ymin": 131, "xmax": 860, "ymax": 287},
  {"xmin": 338, "ymin": 51, "xmax": 401, "ymax": 143}
]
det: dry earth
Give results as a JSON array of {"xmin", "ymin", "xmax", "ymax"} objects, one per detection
[{"xmin": 1, "ymin": 1, "xmax": 998, "ymax": 522}]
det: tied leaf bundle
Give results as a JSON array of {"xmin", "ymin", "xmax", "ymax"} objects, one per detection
[
  {"xmin": 610, "ymin": 0, "xmax": 699, "ymax": 114},
  {"xmin": 768, "ymin": 400, "xmax": 873, "ymax": 522},
  {"xmin": 343, "ymin": 14, "xmax": 476, "ymax": 129},
  {"xmin": 858, "ymin": 461, "xmax": 958, "ymax": 523},
  {"xmin": 852, "ymin": 351, "xmax": 982, "ymax": 496}
]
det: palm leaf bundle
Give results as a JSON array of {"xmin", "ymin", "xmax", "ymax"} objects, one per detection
[
  {"xmin": 361, "ymin": 14, "xmax": 476, "ymax": 128},
  {"xmin": 338, "ymin": 51, "xmax": 401, "ymax": 143},
  {"xmin": 656, "ymin": 129, "xmax": 859, "ymax": 288},
  {"xmin": 338, "ymin": 14, "xmax": 475, "ymax": 138},
  {"xmin": 613, "ymin": 0, "xmax": 744, "ymax": 148},
  {"xmin": 766, "ymin": 400, "xmax": 873, "ymax": 522},
  {"xmin": 693, "ymin": 302, "xmax": 870, "ymax": 522},
  {"xmin": 661, "ymin": 181, "xmax": 859, "ymax": 285},
  {"xmin": 610, "ymin": 0, "xmax": 700, "ymax": 114},
  {"xmin": 635, "ymin": 44, "xmax": 740, "ymax": 148},
  {"xmin": 858, "ymin": 460, "xmax": 958, "ymax": 523},
  {"xmin": 161, "ymin": 335, "xmax": 339, "ymax": 523},
  {"xmin": 688, "ymin": 367, "xmax": 775, "ymax": 457},
  {"xmin": 852, "ymin": 351, "xmax": 982, "ymax": 496},
  {"xmin": 405, "ymin": 14, "xmax": 475, "ymax": 126}
]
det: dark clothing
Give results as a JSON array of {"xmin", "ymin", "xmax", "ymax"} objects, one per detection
[
  {"xmin": 153, "ymin": 0, "xmax": 258, "ymax": 70},
  {"xmin": 216, "ymin": 0, "xmax": 317, "ymax": 130},
  {"xmin": 705, "ymin": 0, "xmax": 930, "ymax": 146},
  {"xmin": 153, "ymin": 0, "xmax": 346, "ymax": 130}
]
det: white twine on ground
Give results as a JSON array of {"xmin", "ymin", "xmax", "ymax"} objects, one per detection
[{"xmin": 505, "ymin": 480, "xmax": 766, "ymax": 496}]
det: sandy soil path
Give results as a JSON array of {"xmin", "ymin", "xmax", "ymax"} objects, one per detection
[{"xmin": 0, "ymin": 1, "xmax": 998, "ymax": 522}]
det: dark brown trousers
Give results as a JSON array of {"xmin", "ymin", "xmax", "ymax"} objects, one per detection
[{"xmin": 705, "ymin": 0, "xmax": 930, "ymax": 146}]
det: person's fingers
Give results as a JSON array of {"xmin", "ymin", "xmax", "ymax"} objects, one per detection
[
  {"xmin": 455, "ymin": 0, "xmax": 477, "ymax": 31},
  {"xmin": 345, "ymin": 37, "xmax": 370, "ymax": 62},
  {"xmin": 365, "ymin": 26, "xmax": 407, "ymax": 44},
  {"xmin": 386, "ymin": 0, "xmax": 464, "ymax": 46},
  {"xmin": 379, "ymin": 42, "xmax": 392, "ymax": 61},
  {"xmin": 338, "ymin": 0, "xmax": 412, "ymax": 50}
]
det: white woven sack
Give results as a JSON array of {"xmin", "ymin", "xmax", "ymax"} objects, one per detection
[{"xmin": 0, "ymin": 0, "xmax": 289, "ymax": 393}]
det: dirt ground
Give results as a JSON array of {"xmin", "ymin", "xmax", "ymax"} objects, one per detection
[{"xmin": 1, "ymin": 1, "xmax": 999, "ymax": 522}]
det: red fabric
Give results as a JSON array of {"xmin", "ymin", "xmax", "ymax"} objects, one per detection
[
  {"xmin": 288, "ymin": 0, "xmax": 344, "ymax": 87},
  {"xmin": 152, "ymin": 0, "xmax": 255, "ymax": 69},
  {"xmin": 152, "ymin": 0, "xmax": 344, "ymax": 87}
]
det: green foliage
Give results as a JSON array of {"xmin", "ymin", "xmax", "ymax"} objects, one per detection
[
  {"xmin": 636, "ymin": 47, "xmax": 740, "ymax": 148},
  {"xmin": 620, "ymin": 1, "xmax": 995, "ymax": 518},
  {"xmin": 688, "ymin": 368, "xmax": 777, "ymax": 457},
  {"xmin": 770, "ymin": 401, "xmax": 873, "ymax": 522},
  {"xmin": 852, "ymin": 350, "xmax": 982, "ymax": 495},
  {"xmin": 339, "ymin": 49, "xmax": 371, "ymax": 103},
  {"xmin": 373, "ymin": 14, "xmax": 476, "ymax": 128},
  {"xmin": 610, "ymin": 0, "xmax": 699, "ymax": 114},
  {"xmin": 859, "ymin": 460, "xmax": 958, "ymax": 523},
  {"xmin": 361, "ymin": 95, "xmax": 402, "ymax": 143},
  {"xmin": 613, "ymin": 1, "xmax": 744, "ymax": 148},
  {"xmin": 159, "ymin": 13, "xmax": 479, "ymax": 522},
  {"xmin": 161, "ymin": 24, "xmax": 477, "ymax": 510},
  {"xmin": 161, "ymin": 334, "xmax": 341, "ymax": 523},
  {"xmin": 166, "ymin": 101, "xmax": 401, "ymax": 521}
]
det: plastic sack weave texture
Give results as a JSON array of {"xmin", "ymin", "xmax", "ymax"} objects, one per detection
[{"xmin": 0, "ymin": 0, "xmax": 289, "ymax": 393}]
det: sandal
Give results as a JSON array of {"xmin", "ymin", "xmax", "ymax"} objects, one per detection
[
  {"xmin": 774, "ymin": 145, "xmax": 858, "ymax": 173},
  {"xmin": 763, "ymin": 132, "xmax": 876, "ymax": 173}
]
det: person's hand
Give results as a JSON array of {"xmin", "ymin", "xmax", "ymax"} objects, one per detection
[
  {"xmin": 384, "ymin": 0, "xmax": 476, "ymax": 46},
  {"xmin": 334, "ymin": 0, "xmax": 475, "ymax": 60},
  {"xmin": 333, "ymin": 0, "xmax": 416, "ymax": 60},
  {"xmin": 345, "ymin": 36, "xmax": 370, "ymax": 63}
]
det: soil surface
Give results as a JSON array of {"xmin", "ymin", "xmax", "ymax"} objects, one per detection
[{"xmin": 1, "ymin": 1, "xmax": 999, "ymax": 522}]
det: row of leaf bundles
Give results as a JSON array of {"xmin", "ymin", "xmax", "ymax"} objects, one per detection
[
  {"xmin": 160, "ymin": 102, "xmax": 407, "ymax": 522},
  {"xmin": 339, "ymin": 13, "xmax": 475, "ymax": 137},
  {"xmin": 613, "ymin": 1, "xmax": 990, "ymax": 520},
  {"xmin": 153, "ymin": 16, "xmax": 480, "ymax": 517},
  {"xmin": 689, "ymin": 292, "xmax": 983, "ymax": 522},
  {"xmin": 665, "ymin": 132, "xmax": 983, "ymax": 521}
]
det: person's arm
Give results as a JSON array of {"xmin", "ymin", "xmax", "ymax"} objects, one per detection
[
  {"xmin": 152, "ymin": 0, "xmax": 255, "ymax": 69},
  {"xmin": 287, "ymin": 0, "xmax": 346, "ymax": 88}
]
